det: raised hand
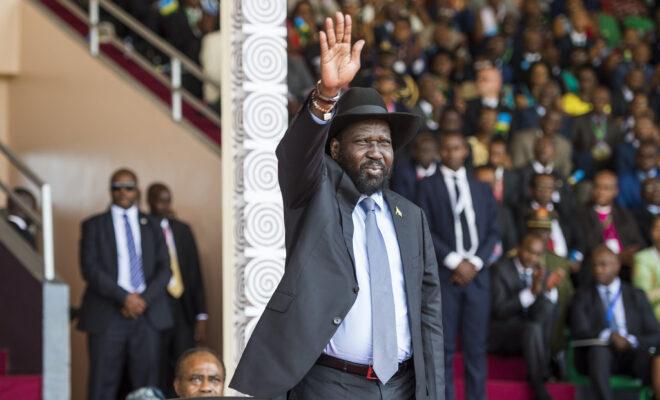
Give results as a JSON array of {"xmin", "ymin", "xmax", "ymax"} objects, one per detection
[{"xmin": 318, "ymin": 12, "xmax": 365, "ymax": 98}]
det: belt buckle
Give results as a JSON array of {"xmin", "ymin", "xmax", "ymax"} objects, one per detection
[{"xmin": 366, "ymin": 365, "xmax": 378, "ymax": 381}]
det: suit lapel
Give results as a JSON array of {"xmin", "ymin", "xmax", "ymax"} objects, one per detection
[
  {"xmin": 336, "ymin": 171, "xmax": 361, "ymax": 270},
  {"xmin": 138, "ymin": 212, "xmax": 151, "ymax": 277},
  {"xmin": 384, "ymin": 191, "xmax": 417, "ymax": 297},
  {"xmin": 621, "ymin": 284, "xmax": 637, "ymax": 334},
  {"xmin": 104, "ymin": 211, "xmax": 118, "ymax": 273}
]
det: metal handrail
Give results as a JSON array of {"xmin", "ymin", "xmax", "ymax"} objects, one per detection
[
  {"xmin": 50, "ymin": 0, "xmax": 221, "ymax": 126},
  {"xmin": 0, "ymin": 141, "xmax": 55, "ymax": 281}
]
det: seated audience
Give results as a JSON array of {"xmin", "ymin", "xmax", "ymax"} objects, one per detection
[
  {"xmin": 633, "ymin": 217, "xmax": 660, "ymax": 322},
  {"xmin": 174, "ymin": 347, "xmax": 225, "ymax": 398},
  {"xmin": 5, "ymin": 187, "xmax": 37, "ymax": 249},
  {"xmin": 572, "ymin": 86, "xmax": 623, "ymax": 178},
  {"xmin": 516, "ymin": 173, "xmax": 583, "ymax": 265},
  {"xmin": 570, "ymin": 245, "xmax": 660, "ymax": 400},
  {"xmin": 579, "ymin": 170, "xmax": 645, "ymax": 283},
  {"xmin": 488, "ymin": 137, "xmax": 519, "ymax": 206},
  {"xmin": 516, "ymin": 136, "xmax": 574, "ymax": 214},
  {"xmin": 617, "ymin": 140, "xmax": 659, "ymax": 210},
  {"xmin": 475, "ymin": 165, "xmax": 518, "ymax": 255},
  {"xmin": 511, "ymin": 109, "xmax": 573, "ymax": 178},
  {"xmin": 615, "ymin": 114, "xmax": 657, "ymax": 174},
  {"xmin": 468, "ymin": 108, "xmax": 499, "ymax": 167},
  {"xmin": 489, "ymin": 233, "xmax": 561, "ymax": 400},
  {"xmin": 634, "ymin": 177, "xmax": 660, "ymax": 246}
]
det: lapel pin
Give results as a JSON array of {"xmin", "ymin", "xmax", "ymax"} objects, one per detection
[
  {"xmin": 140, "ymin": 217, "xmax": 148, "ymax": 225},
  {"xmin": 395, "ymin": 207, "xmax": 403, "ymax": 218}
]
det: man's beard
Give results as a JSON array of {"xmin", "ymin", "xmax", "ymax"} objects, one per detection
[{"xmin": 337, "ymin": 154, "xmax": 391, "ymax": 195}]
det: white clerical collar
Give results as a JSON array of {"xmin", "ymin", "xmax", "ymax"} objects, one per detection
[
  {"xmin": 7, "ymin": 215, "xmax": 28, "ymax": 231},
  {"xmin": 482, "ymin": 97, "xmax": 499, "ymax": 108},
  {"xmin": 594, "ymin": 204, "xmax": 612, "ymax": 214}
]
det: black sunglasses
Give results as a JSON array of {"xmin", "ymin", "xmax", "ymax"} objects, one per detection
[{"xmin": 111, "ymin": 182, "xmax": 137, "ymax": 192}]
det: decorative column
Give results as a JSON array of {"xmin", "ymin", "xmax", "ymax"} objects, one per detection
[{"xmin": 221, "ymin": 0, "xmax": 288, "ymax": 391}]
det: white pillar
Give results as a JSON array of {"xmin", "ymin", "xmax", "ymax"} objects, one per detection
[{"xmin": 221, "ymin": 0, "xmax": 288, "ymax": 392}]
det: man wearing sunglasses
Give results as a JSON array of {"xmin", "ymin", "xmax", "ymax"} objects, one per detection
[{"xmin": 77, "ymin": 168, "xmax": 173, "ymax": 400}]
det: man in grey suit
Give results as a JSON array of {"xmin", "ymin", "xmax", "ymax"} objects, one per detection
[{"xmin": 230, "ymin": 12, "xmax": 445, "ymax": 400}]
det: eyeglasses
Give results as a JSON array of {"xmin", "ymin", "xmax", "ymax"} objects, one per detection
[{"xmin": 111, "ymin": 182, "xmax": 137, "ymax": 192}]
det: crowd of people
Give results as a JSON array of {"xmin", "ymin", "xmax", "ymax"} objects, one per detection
[{"xmin": 286, "ymin": 0, "xmax": 660, "ymax": 399}]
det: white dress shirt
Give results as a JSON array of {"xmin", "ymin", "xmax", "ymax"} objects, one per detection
[
  {"xmin": 440, "ymin": 166, "xmax": 483, "ymax": 270},
  {"xmin": 111, "ymin": 204, "xmax": 145, "ymax": 293},
  {"xmin": 325, "ymin": 192, "xmax": 412, "ymax": 364},
  {"xmin": 597, "ymin": 278, "xmax": 638, "ymax": 347},
  {"xmin": 514, "ymin": 257, "xmax": 558, "ymax": 309}
]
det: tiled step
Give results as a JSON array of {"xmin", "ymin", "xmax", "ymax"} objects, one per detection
[{"xmin": 0, "ymin": 375, "xmax": 41, "ymax": 400}]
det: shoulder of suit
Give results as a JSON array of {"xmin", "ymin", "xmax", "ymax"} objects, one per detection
[
  {"xmin": 81, "ymin": 211, "xmax": 111, "ymax": 226},
  {"xmin": 170, "ymin": 218, "xmax": 192, "ymax": 232},
  {"xmin": 385, "ymin": 190, "xmax": 421, "ymax": 215}
]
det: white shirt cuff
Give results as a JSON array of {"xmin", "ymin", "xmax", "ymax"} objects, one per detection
[
  {"xmin": 519, "ymin": 288, "xmax": 536, "ymax": 309},
  {"xmin": 196, "ymin": 313, "xmax": 209, "ymax": 321},
  {"xmin": 626, "ymin": 335, "xmax": 639, "ymax": 348},
  {"xmin": 469, "ymin": 256, "xmax": 484, "ymax": 271},
  {"xmin": 544, "ymin": 287, "xmax": 559, "ymax": 304},
  {"xmin": 598, "ymin": 329, "xmax": 612, "ymax": 342},
  {"xmin": 444, "ymin": 252, "xmax": 463, "ymax": 270},
  {"xmin": 309, "ymin": 107, "xmax": 333, "ymax": 125}
]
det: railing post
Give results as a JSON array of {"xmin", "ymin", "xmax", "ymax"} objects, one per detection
[
  {"xmin": 89, "ymin": 0, "xmax": 100, "ymax": 56},
  {"xmin": 42, "ymin": 184, "xmax": 55, "ymax": 281},
  {"xmin": 171, "ymin": 57, "xmax": 182, "ymax": 121}
]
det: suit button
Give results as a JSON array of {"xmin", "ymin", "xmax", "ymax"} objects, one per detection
[
  {"xmin": 333, "ymin": 317, "xmax": 342, "ymax": 325},
  {"xmin": 353, "ymin": 287, "xmax": 359, "ymax": 294}
]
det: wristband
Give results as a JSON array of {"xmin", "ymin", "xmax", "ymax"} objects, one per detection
[{"xmin": 316, "ymin": 80, "xmax": 341, "ymax": 102}]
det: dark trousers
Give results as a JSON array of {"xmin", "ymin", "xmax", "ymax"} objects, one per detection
[
  {"xmin": 87, "ymin": 313, "xmax": 160, "ymax": 400},
  {"xmin": 440, "ymin": 268, "xmax": 490, "ymax": 400},
  {"xmin": 576, "ymin": 346, "xmax": 652, "ymax": 400},
  {"xmin": 489, "ymin": 311, "xmax": 556, "ymax": 395},
  {"xmin": 288, "ymin": 363, "xmax": 415, "ymax": 400},
  {"xmin": 160, "ymin": 298, "xmax": 195, "ymax": 397}
]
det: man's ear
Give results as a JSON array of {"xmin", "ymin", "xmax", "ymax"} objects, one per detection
[{"xmin": 330, "ymin": 138, "xmax": 340, "ymax": 160}]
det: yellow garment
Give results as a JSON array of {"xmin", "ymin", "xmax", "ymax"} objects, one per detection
[
  {"xmin": 633, "ymin": 247, "xmax": 660, "ymax": 321},
  {"xmin": 168, "ymin": 254, "xmax": 185, "ymax": 298},
  {"xmin": 468, "ymin": 137, "xmax": 489, "ymax": 167},
  {"xmin": 561, "ymin": 93, "xmax": 592, "ymax": 117}
]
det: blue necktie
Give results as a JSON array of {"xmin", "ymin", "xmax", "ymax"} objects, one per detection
[
  {"xmin": 604, "ymin": 288, "xmax": 618, "ymax": 332},
  {"xmin": 123, "ymin": 213, "xmax": 145, "ymax": 290},
  {"xmin": 360, "ymin": 198, "xmax": 398, "ymax": 384}
]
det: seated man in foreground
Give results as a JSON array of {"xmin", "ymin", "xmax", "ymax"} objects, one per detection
[
  {"xmin": 489, "ymin": 233, "xmax": 562, "ymax": 400},
  {"xmin": 174, "ymin": 347, "xmax": 225, "ymax": 398},
  {"xmin": 570, "ymin": 245, "xmax": 660, "ymax": 400}
]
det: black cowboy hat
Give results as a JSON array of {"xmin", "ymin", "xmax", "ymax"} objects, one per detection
[{"xmin": 327, "ymin": 87, "xmax": 421, "ymax": 152}]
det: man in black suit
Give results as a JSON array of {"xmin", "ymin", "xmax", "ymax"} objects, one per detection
[
  {"xmin": 570, "ymin": 245, "xmax": 660, "ymax": 400},
  {"xmin": 78, "ymin": 169, "xmax": 173, "ymax": 400},
  {"xmin": 416, "ymin": 131, "xmax": 500, "ymax": 400},
  {"xmin": 474, "ymin": 165, "xmax": 518, "ymax": 255},
  {"xmin": 147, "ymin": 183, "xmax": 208, "ymax": 398},
  {"xmin": 390, "ymin": 131, "xmax": 440, "ymax": 202},
  {"xmin": 5, "ymin": 187, "xmax": 37, "ymax": 249},
  {"xmin": 490, "ymin": 233, "xmax": 563, "ymax": 400},
  {"xmin": 230, "ymin": 13, "xmax": 444, "ymax": 399}
]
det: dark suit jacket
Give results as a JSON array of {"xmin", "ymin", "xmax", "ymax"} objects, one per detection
[
  {"xmin": 491, "ymin": 257, "xmax": 555, "ymax": 322},
  {"xmin": 415, "ymin": 169, "xmax": 500, "ymax": 270},
  {"xmin": 230, "ymin": 103, "xmax": 445, "ymax": 399},
  {"xmin": 572, "ymin": 113, "xmax": 622, "ymax": 177},
  {"xmin": 633, "ymin": 207, "xmax": 659, "ymax": 247},
  {"xmin": 570, "ymin": 282, "xmax": 660, "ymax": 351},
  {"xmin": 167, "ymin": 218, "xmax": 207, "ymax": 325},
  {"xmin": 515, "ymin": 163, "xmax": 575, "ymax": 215},
  {"xmin": 579, "ymin": 205, "xmax": 644, "ymax": 254},
  {"xmin": 77, "ymin": 211, "xmax": 173, "ymax": 334}
]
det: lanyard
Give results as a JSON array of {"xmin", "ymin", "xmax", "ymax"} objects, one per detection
[{"xmin": 604, "ymin": 287, "xmax": 622, "ymax": 328}]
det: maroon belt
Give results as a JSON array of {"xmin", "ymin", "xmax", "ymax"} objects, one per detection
[{"xmin": 316, "ymin": 353, "xmax": 413, "ymax": 380}]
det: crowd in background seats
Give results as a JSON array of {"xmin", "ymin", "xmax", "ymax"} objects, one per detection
[{"xmin": 287, "ymin": 0, "xmax": 660, "ymax": 398}]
